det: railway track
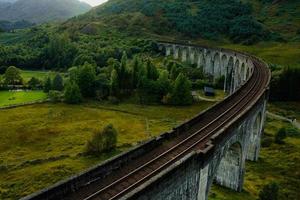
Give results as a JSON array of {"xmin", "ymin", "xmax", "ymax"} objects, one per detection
[{"xmin": 64, "ymin": 56, "xmax": 270, "ymax": 200}]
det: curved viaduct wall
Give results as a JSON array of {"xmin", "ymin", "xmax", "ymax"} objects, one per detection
[
  {"xmin": 158, "ymin": 42, "xmax": 255, "ymax": 94},
  {"xmin": 122, "ymin": 43, "xmax": 269, "ymax": 200}
]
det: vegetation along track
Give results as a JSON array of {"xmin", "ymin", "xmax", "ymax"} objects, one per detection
[{"xmin": 58, "ymin": 47, "xmax": 271, "ymax": 200}]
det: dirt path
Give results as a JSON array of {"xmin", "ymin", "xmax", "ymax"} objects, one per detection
[{"xmin": 267, "ymin": 111, "xmax": 300, "ymax": 129}]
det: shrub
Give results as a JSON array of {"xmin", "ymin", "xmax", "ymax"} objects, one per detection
[
  {"xmin": 28, "ymin": 77, "xmax": 41, "ymax": 90},
  {"xmin": 275, "ymin": 128, "xmax": 287, "ymax": 144},
  {"xmin": 261, "ymin": 137, "xmax": 273, "ymax": 147},
  {"xmin": 108, "ymin": 96, "xmax": 119, "ymax": 104},
  {"xmin": 64, "ymin": 82, "xmax": 82, "ymax": 104},
  {"xmin": 48, "ymin": 90, "xmax": 63, "ymax": 103},
  {"xmin": 52, "ymin": 74, "xmax": 64, "ymax": 91},
  {"xmin": 170, "ymin": 73, "xmax": 193, "ymax": 105},
  {"xmin": 259, "ymin": 182, "xmax": 279, "ymax": 200},
  {"xmin": 86, "ymin": 124, "xmax": 118, "ymax": 155}
]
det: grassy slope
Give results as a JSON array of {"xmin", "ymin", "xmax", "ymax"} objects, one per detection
[
  {"xmin": 210, "ymin": 103, "xmax": 300, "ymax": 200},
  {"xmin": 20, "ymin": 70, "xmax": 58, "ymax": 82},
  {"xmin": 0, "ymin": 101, "xmax": 213, "ymax": 199},
  {"xmin": 0, "ymin": 91, "xmax": 47, "ymax": 107}
]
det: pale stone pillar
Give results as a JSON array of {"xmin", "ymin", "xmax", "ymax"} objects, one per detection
[{"xmin": 198, "ymin": 165, "xmax": 209, "ymax": 200}]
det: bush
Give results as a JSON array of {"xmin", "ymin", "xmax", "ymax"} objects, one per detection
[
  {"xmin": 64, "ymin": 82, "xmax": 82, "ymax": 104},
  {"xmin": 214, "ymin": 76, "xmax": 225, "ymax": 89},
  {"xmin": 108, "ymin": 96, "xmax": 119, "ymax": 104},
  {"xmin": 86, "ymin": 124, "xmax": 118, "ymax": 155},
  {"xmin": 259, "ymin": 182, "xmax": 279, "ymax": 200},
  {"xmin": 261, "ymin": 137, "xmax": 273, "ymax": 147},
  {"xmin": 48, "ymin": 90, "xmax": 63, "ymax": 103},
  {"xmin": 275, "ymin": 128, "xmax": 287, "ymax": 144},
  {"xmin": 52, "ymin": 74, "xmax": 64, "ymax": 91},
  {"xmin": 28, "ymin": 77, "xmax": 41, "ymax": 90}
]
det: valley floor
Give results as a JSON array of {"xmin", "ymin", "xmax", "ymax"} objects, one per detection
[{"xmin": 0, "ymin": 101, "xmax": 213, "ymax": 199}]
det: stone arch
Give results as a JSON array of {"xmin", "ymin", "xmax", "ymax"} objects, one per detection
[
  {"xmin": 181, "ymin": 47, "xmax": 188, "ymax": 62},
  {"xmin": 204, "ymin": 51, "xmax": 212, "ymax": 74},
  {"xmin": 221, "ymin": 54, "xmax": 228, "ymax": 76},
  {"xmin": 247, "ymin": 111, "xmax": 262, "ymax": 161},
  {"xmin": 189, "ymin": 48, "xmax": 196, "ymax": 64},
  {"xmin": 173, "ymin": 46, "xmax": 179, "ymax": 59},
  {"xmin": 177, "ymin": 47, "xmax": 183, "ymax": 60},
  {"xmin": 241, "ymin": 63, "xmax": 246, "ymax": 82},
  {"xmin": 225, "ymin": 56, "xmax": 234, "ymax": 92},
  {"xmin": 246, "ymin": 67, "xmax": 250, "ymax": 80},
  {"xmin": 197, "ymin": 51, "xmax": 205, "ymax": 71},
  {"xmin": 213, "ymin": 53, "xmax": 221, "ymax": 78},
  {"xmin": 234, "ymin": 59, "xmax": 241, "ymax": 89},
  {"xmin": 215, "ymin": 142, "xmax": 243, "ymax": 191}
]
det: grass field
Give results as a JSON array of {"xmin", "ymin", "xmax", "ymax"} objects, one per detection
[
  {"xmin": 209, "ymin": 103, "xmax": 300, "ymax": 200},
  {"xmin": 20, "ymin": 70, "xmax": 58, "ymax": 82},
  {"xmin": 0, "ymin": 91, "xmax": 47, "ymax": 107},
  {"xmin": 221, "ymin": 42, "xmax": 300, "ymax": 68},
  {"xmin": 0, "ymin": 101, "xmax": 214, "ymax": 199}
]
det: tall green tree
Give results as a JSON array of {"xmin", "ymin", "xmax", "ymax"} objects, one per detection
[
  {"xmin": 171, "ymin": 73, "xmax": 192, "ymax": 105},
  {"xmin": 43, "ymin": 77, "xmax": 52, "ymax": 93},
  {"xmin": 119, "ymin": 52, "xmax": 128, "ymax": 89},
  {"xmin": 131, "ymin": 56, "xmax": 141, "ymax": 88},
  {"xmin": 110, "ymin": 69, "xmax": 119, "ymax": 97},
  {"xmin": 4, "ymin": 66, "xmax": 22, "ymax": 85},
  {"xmin": 77, "ymin": 63, "xmax": 96, "ymax": 97},
  {"xmin": 44, "ymin": 34, "xmax": 77, "ymax": 69},
  {"xmin": 52, "ymin": 74, "xmax": 64, "ymax": 91},
  {"xmin": 145, "ymin": 59, "xmax": 159, "ymax": 80},
  {"xmin": 157, "ymin": 70, "xmax": 171, "ymax": 97}
]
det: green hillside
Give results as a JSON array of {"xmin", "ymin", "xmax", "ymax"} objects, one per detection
[{"xmin": 67, "ymin": 0, "xmax": 299, "ymax": 42}]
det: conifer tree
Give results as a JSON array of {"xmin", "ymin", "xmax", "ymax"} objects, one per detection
[
  {"xmin": 171, "ymin": 73, "xmax": 192, "ymax": 105},
  {"xmin": 110, "ymin": 69, "xmax": 119, "ymax": 97}
]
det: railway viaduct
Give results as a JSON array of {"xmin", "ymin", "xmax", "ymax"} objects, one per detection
[{"xmin": 23, "ymin": 42, "xmax": 271, "ymax": 200}]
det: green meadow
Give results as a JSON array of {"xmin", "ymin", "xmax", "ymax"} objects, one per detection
[
  {"xmin": 20, "ymin": 70, "xmax": 58, "ymax": 82},
  {"xmin": 0, "ymin": 91, "xmax": 47, "ymax": 107},
  {"xmin": 0, "ymin": 101, "xmax": 214, "ymax": 199}
]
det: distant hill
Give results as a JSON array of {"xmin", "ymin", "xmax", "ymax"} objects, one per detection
[
  {"xmin": 65, "ymin": 0, "xmax": 299, "ymax": 44},
  {"xmin": 0, "ymin": 0, "xmax": 91, "ymax": 24}
]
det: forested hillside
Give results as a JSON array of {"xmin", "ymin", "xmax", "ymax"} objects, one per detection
[
  {"xmin": 0, "ymin": 0, "xmax": 299, "ymax": 71},
  {"xmin": 68, "ymin": 0, "xmax": 299, "ymax": 43}
]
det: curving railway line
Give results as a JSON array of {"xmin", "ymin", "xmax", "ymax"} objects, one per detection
[{"xmin": 60, "ymin": 49, "xmax": 270, "ymax": 199}]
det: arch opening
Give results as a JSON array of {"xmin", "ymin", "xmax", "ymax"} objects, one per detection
[
  {"xmin": 213, "ymin": 53, "xmax": 221, "ymax": 79},
  {"xmin": 215, "ymin": 142, "xmax": 243, "ymax": 191},
  {"xmin": 225, "ymin": 57, "xmax": 234, "ymax": 92},
  {"xmin": 247, "ymin": 112, "xmax": 262, "ymax": 161}
]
